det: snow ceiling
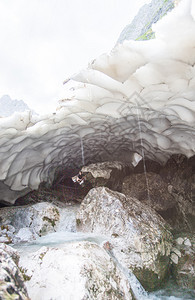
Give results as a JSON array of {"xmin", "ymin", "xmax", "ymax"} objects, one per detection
[{"xmin": 0, "ymin": 0, "xmax": 195, "ymax": 204}]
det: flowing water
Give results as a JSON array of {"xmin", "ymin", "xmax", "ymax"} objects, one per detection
[
  {"xmin": 106, "ymin": 249, "xmax": 149, "ymax": 299},
  {"xmin": 106, "ymin": 249, "xmax": 194, "ymax": 300},
  {"xmin": 80, "ymin": 137, "xmax": 85, "ymax": 166},
  {"xmin": 136, "ymin": 105, "xmax": 151, "ymax": 202},
  {"xmin": 14, "ymin": 205, "xmax": 194, "ymax": 300}
]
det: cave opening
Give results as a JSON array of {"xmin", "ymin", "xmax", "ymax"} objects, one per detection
[{"xmin": 52, "ymin": 174, "xmax": 92, "ymax": 204}]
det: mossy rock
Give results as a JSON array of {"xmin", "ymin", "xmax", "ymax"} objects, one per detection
[{"xmin": 133, "ymin": 255, "xmax": 170, "ymax": 291}]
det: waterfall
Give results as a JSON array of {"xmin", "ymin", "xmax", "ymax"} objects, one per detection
[
  {"xmin": 105, "ymin": 248, "xmax": 193, "ymax": 300},
  {"xmin": 136, "ymin": 105, "xmax": 151, "ymax": 202},
  {"xmin": 57, "ymin": 205, "xmax": 79, "ymax": 232},
  {"xmin": 80, "ymin": 137, "xmax": 85, "ymax": 166},
  {"xmin": 105, "ymin": 248, "xmax": 149, "ymax": 300}
]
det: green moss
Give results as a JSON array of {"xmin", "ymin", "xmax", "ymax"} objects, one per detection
[
  {"xmin": 39, "ymin": 251, "xmax": 46, "ymax": 261},
  {"xmin": 43, "ymin": 216, "xmax": 56, "ymax": 227},
  {"xmin": 111, "ymin": 233, "xmax": 119, "ymax": 238},
  {"xmin": 53, "ymin": 208, "xmax": 60, "ymax": 216},
  {"xmin": 76, "ymin": 219, "xmax": 81, "ymax": 226},
  {"xmin": 136, "ymin": 28, "xmax": 155, "ymax": 41},
  {"xmin": 5, "ymin": 234, "xmax": 12, "ymax": 244},
  {"xmin": 1, "ymin": 225, "xmax": 8, "ymax": 231},
  {"xmin": 136, "ymin": 0, "xmax": 175, "ymax": 42},
  {"xmin": 23, "ymin": 274, "xmax": 32, "ymax": 281},
  {"xmin": 19, "ymin": 267, "xmax": 32, "ymax": 281},
  {"xmin": 133, "ymin": 262, "xmax": 170, "ymax": 292}
]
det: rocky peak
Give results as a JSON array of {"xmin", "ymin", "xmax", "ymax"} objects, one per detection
[{"xmin": 117, "ymin": 0, "xmax": 180, "ymax": 43}]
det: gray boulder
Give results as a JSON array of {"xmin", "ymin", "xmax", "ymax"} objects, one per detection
[
  {"xmin": 0, "ymin": 202, "xmax": 60, "ymax": 243},
  {"xmin": 76, "ymin": 187, "xmax": 173, "ymax": 291},
  {"xmin": 82, "ymin": 161, "xmax": 133, "ymax": 192},
  {"xmin": 19, "ymin": 242, "xmax": 133, "ymax": 300}
]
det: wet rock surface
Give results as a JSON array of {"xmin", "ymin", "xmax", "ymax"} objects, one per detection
[
  {"xmin": 122, "ymin": 155, "xmax": 195, "ymax": 231},
  {"xmin": 76, "ymin": 186, "xmax": 173, "ymax": 291},
  {"xmin": 0, "ymin": 202, "xmax": 60, "ymax": 244},
  {"xmin": 122, "ymin": 172, "xmax": 176, "ymax": 213},
  {"xmin": 18, "ymin": 241, "xmax": 133, "ymax": 300},
  {"xmin": 159, "ymin": 155, "xmax": 195, "ymax": 232},
  {"xmin": 82, "ymin": 161, "xmax": 133, "ymax": 192},
  {"xmin": 0, "ymin": 243, "xmax": 29, "ymax": 300}
]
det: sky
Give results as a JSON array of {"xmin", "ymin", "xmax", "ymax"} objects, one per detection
[{"xmin": 0, "ymin": 0, "xmax": 150, "ymax": 114}]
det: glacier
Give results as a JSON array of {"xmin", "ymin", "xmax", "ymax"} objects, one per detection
[{"xmin": 0, "ymin": 0, "xmax": 195, "ymax": 205}]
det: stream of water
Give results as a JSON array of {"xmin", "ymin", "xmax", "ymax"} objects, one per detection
[
  {"xmin": 80, "ymin": 137, "xmax": 85, "ymax": 166},
  {"xmin": 136, "ymin": 105, "xmax": 151, "ymax": 202}
]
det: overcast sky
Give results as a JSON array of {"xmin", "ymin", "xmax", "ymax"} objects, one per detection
[{"xmin": 0, "ymin": 0, "xmax": 150, "ymax": 114}]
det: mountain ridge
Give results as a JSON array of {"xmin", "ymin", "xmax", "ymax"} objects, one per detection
[
  {"xmin": 0, "ymin": 95, "xmax": 37, "ymax": 117},
  {"xmin": 117, "ymin": 0, "xmax": 180, "ymax": 43}
]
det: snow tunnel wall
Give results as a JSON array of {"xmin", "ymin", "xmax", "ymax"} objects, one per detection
[{"xmin": 0, "ymin": 0, "xmax": 195, "ymax": 204}]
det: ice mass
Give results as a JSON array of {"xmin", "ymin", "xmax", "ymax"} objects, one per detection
[{"xmin": 0, "ymin": 0, "xmax": 194, "ymax": 299}]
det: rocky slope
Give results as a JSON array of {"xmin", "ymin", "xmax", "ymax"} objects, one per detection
[
  {"xmin": 122, "ymin": 155, "xmax": 195, "ymax": 232},
  {"xmin": 117, "ymin": 0, "xmax": 179, "ymax": 43}
]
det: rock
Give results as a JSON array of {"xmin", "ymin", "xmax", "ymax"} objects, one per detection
[
  {"xmin": 171, "ymin": 247, "xmax": 181, "ymax": 258},
  {"xmin": 0, "ymin": 224, "xmax": 16, "ymax": 244},
  {"xmin": 76, "ymin": 187, "xmax": 173, "ymax": 291},
  {"xmin": 122, "ymin": 155, "xmax": 195, "ymax": 231},
  {"xmin": 0, "ymin": 243, "xmax": 20, "ymax": 265},
  {"xmin": 0, "ymin": 244, "xmax": 29, "ymax": 299},
  {"xmin": 15, "ymin": 182, "xmax": 60, "ymax": 206},
  {"xmin": 0, "ymin": 202, "xmax": 60, "ymax": 243},
  {"xmin": 82, "ymin": 161, "xmax": 133, "ymax": 192},
  {"xmin": 15, "ymin": 227, "xmax": 37, "ymax": 243},
  {"xmin": 184, "ymin": 238, "xmax": 192, "ymax": 247},
  {"xmin": 171, "ymin": 235, "xmax": 195, "ymax": 289},
  {"xmin": 176, "ymin": 237, "xmax": 184, "ymax": 245},
  {"xmin": 0, "ymin": 203, "xmax": 78, "ymax": 244},
  {"xmin": 18, "ymin": 242, "xmax": 133, "ymax": 300},
  {"xmin": 122, "ymin": 172, "xmax": 176, "ymax": 212},
  {"xmin": 0, "ymin": 236, "xmax": 11, "ymax": 244},
  {"xmin": 6, "ymin": 224, "xmax": 15, "ymax": 233},
  {"xmin": 159, "ymin": 154, "xmax": 195, "ymax": 231},
  {"xmin": 170, "ymin": 252, "xmax": 179, "ymax": 264}
]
